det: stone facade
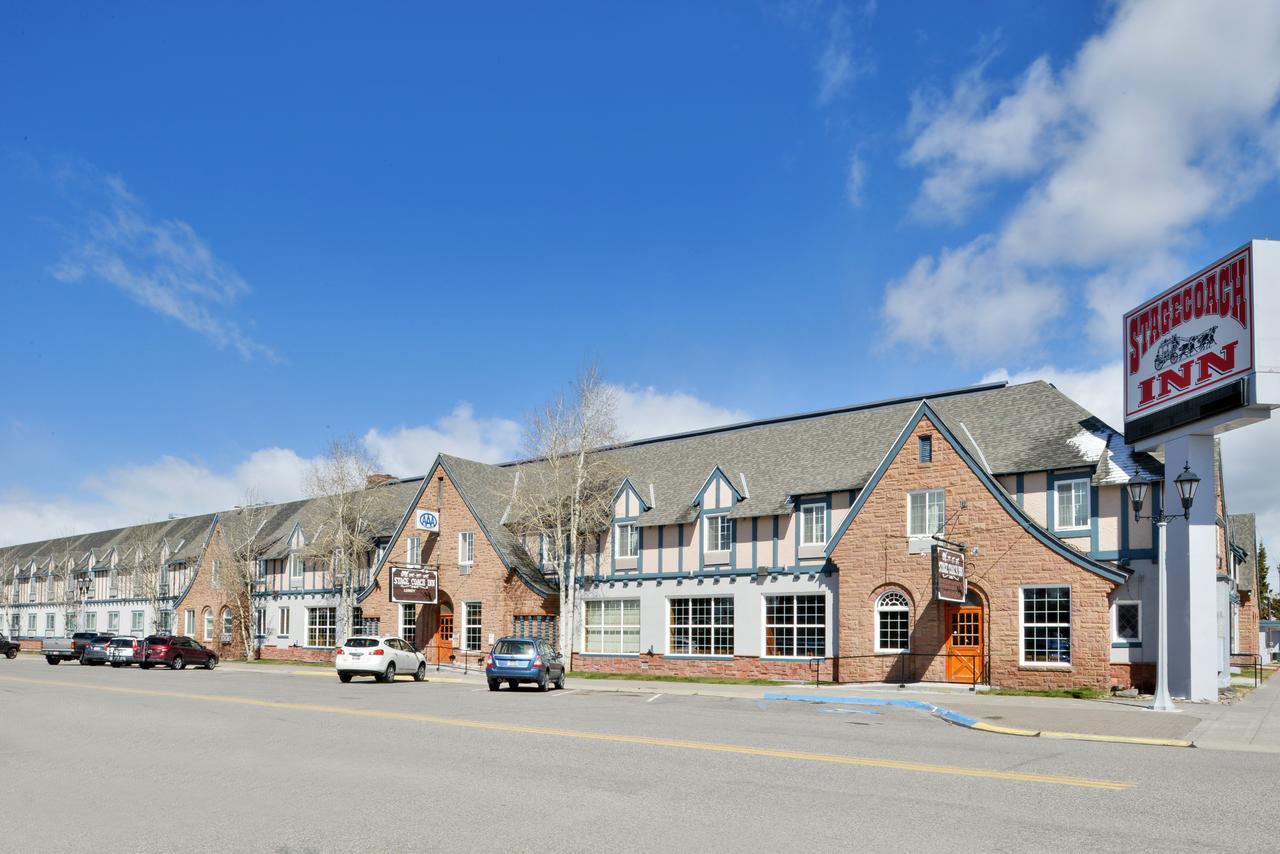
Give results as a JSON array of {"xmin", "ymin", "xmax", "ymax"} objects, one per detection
[
  {"xmin": 829, "ymin": 416, "xmax": 1119, "ymax": 691},
  {"xmin": 357, "ymin": 468, "xmax": 557, "ymax": 659}
]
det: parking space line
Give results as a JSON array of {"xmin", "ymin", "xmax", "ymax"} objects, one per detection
[
  {"xmin": 0, "ymin": 675, "xmax": 1133, "ymax": 791},
  {"xmin": 646, "ymin": 693, "xmax": 662, "ymax": 703}
]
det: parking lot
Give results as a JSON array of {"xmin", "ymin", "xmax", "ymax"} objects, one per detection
[{"xmin": 2, "ymin": 654, "xmax": 1278, "ymax": 853}]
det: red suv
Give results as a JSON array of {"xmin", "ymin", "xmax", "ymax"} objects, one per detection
[{"xmin": 140, "ymin": 635, "xmax": 218, "ymax": 670}]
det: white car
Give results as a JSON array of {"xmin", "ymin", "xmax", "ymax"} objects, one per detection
[{"xmin": 335, "ymin": 636, "xmax": 427, "ymax": 683}]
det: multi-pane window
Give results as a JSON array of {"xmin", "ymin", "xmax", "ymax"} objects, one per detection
[
  {"xmin": 222, "ymin": 608, "xmax": 233, "ymax": 636},
  {"xmin": 764, "ymin": 595, "xmax": 826, "ymax": 657},
  {"xmin": 159, "ymin": 610, "xmax": 173, "ymax": 632},
  {"xmin": 1054, "ymin": 479, "xmax": 1090, "ymax": 530},
  {"xmin": 45, "ymin": 613, "xmax": 56, "ymax": 636},
  {"xmin": 407, "ymin": 536, "xmax": 422, "ymax": 566},
  {"xmin": 799, "ymin": 503, "xmax": 828, "ymax": 548},
  {"xmin": 1021, "ymin": 586, "xmax": 1071, "ymax": 665},
  {"xmin": 464, "ymin": 602, "xmax": 483, "ymax": 651},
  {"xmin": 108, "ymin": 570, "xmax": 119, "ymax": 598},
  {"xmin": 908, "ymin": 489, "xmax": 945, "ymax": 537},
  {"xmin": 203, "ymin": 609, "xmax": 213, "ymax": 641},
  {"xmin": 28, "ymin": 614, "xmax": 37, "ymax": 634},
  {"xmin": 10, "ymin": 615, "xmax": 19, "ymax": 636},
  {"xmin": 278, "ymin": 608, "xmax": 291, "ymax": 637},
  {"xmin": 614, "ymin": 524, "xmax": 638, "ymax": 560},
  {"xmin": 131, "ymin": 611, "xmax": 144, "ymax": 633},
  {"xmin": 584, "ymin": 599, "xmax": 641, "ymax": 654},
  {"xmin": 289, "ymin": 554, "xmax": 304, "ymax": 586},
  {"xmin": 669, "ymin": 597, "xmax": 734, "ymax": 656},
  {"xmin": 459, "ymin": 531, "xmax": 475, "ymax": 569},
  {"xmin": 351, "ymin": 607, "xmax": 379, "ymax": 637},
  {"xmin": 401, "ymin": 604, "xmax": 418, "ymax": 647},
  {"xmin": 85, "ymin": 612, "xmax": 97, "ymax": 631},
  {"xmin": 307, "ymin": 607, "xmax": 337, "ymax": 647},
  {"xmin": 107, "ymin": 612, "xmax": 119, "ymax": 633},
  {"xmin": 705, "ymin": 515, "xmax": 732, "ymax": 552},
  {"xmin": 1113, "ymin": 601, "xmax": 1141, "ymax": 643},
  {"xmin": 66, "ymin": 612, "xmax": 77, "ymax": 633},
  {"xmin": 255, "ymin": 608, "xmax": 267, "ymax": 637},
  {"xmin": 875, "ymin": 590, "xmax": 911, "ymax": 653}
]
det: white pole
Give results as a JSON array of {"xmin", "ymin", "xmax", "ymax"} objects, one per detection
[{"xmin": 1152, "ymin": 519, "xmax": 1178, "ymax": 713}]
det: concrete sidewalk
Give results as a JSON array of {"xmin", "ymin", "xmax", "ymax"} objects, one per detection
[{"xmin": 1187, "ymin": 670, "xmax": 1280, "ymax": 752}]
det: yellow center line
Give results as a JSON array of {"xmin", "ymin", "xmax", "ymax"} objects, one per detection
[{"xmin": 0, "ymin": 674, "xmax": 1133, "ymax": 791}]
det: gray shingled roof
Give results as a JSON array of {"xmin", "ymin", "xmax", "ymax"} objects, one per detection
[
  {"xmin": 1229, "ymin": 513, "xmax": 1257, "ymax": 592},
  {"xmin": 429, "ymin": 382, "xmax": 1162, "ymax": 586}
]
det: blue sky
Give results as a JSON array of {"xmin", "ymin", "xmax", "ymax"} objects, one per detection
[{"xmin": 3, "ymin": 1, "xmax": 1279, "ymax": 564}]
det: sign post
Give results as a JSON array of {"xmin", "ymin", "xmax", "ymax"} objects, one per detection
[{"xmin": 1122, "ymin": 240, "xmax": 1277, "ymax": 702}]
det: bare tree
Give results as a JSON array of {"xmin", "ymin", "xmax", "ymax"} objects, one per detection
[
  {"xmin": 48, "ymin": 532, "xmax": 83, "ymax": 633},
  {"xmin": 0, "ymin": 555, "xmax": 17, "ymax": 637},
  {"xmin": 220, "ymin": 493, "xmax": 273, "ymax": 660},
  {"xmin": 304, "ymin": 438, "xmax": 402, "ymax": 642},
  {"xmin": 515, "ymin": 366, "xmax": 622, "ymax": 657},
  {"xmin": 122, "ymin": 523, "xmax": 172, "ymax": 634}
]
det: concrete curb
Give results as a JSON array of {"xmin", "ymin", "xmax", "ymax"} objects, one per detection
[{"xmin": 762, "ymin": 693, "xmax": 1195, "ymax": 748}]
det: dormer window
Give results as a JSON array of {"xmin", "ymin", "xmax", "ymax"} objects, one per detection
[
  {"xmin": 705, "ymin": 515, "xmax": 733, "ymax": 553},
  {"xmin": 615, "ymin": 523, "xmax": 639, "ymax": 560},
  {"xmin": 1054, "ymin": 479, "xmax": 1090, "ymax": 531},
  {"xmin": 799, "ymin": 503, "xmax": 828, "ymax": 548}
]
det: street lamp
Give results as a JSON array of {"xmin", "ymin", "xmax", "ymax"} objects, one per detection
[{"xmin": 1126, "ymin": 462, "xmax": 1201, "ymax": 713}]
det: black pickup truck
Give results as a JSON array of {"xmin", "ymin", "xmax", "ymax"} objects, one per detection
[{"xmin": 0, "ymin": 633, "xmax": 19, "ymax": 660}]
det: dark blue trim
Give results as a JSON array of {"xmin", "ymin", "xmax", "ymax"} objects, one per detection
[
  {"xmin": 796, "ymin": 494, "xmax": 832, "ymax": 551},
  {"xmin": 1111, "ymin": 641, "xmax": 1143, "ymax": 648},
  {"xmin": 1046, "ymin": 470, "xmax": 1095, "ymax": 540},
  {"xmin": 695, "ymin": 466, "xmax": 742, "ymax": 511},
  {"xmin": 612, "ymin": 478, "xmax": 650, "ymax": 517},
  {"xmin": 751, "ymin": 517, "xmax": 758, "ymax": 569},
  {"xmin": 772, "ymin": 516, "xmax": 779, "ymax": 567},
  {"xmin": 575, "ymin": 565, "xmax": 837, "ymax": 584},
  {"xmin": 677, "ymin": 524, "xmax": 684, "ymax": 572},
  {"xmin": 822, "ymin": 402, "xmax": 1130, "ymax": 584},
  {"xmin": 1015, "ymin": 473, "xmax": 1024, "ymax": 508},
  {"xmin": 657, "ymin": 525, "xmax": 664, "ymax": 573}
]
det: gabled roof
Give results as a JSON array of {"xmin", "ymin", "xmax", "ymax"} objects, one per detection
[
  {"xmin": 1228, "ymin": 513, "xmax": 1257, "ymax": 592},
  {"xmin": 823, "ymin": 400, "xmax": 1130, "ymax": 585}
]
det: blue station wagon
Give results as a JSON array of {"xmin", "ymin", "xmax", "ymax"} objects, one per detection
[{"xmin": 485, "ymin": 637, "xmax": 565, "ymax": 691}]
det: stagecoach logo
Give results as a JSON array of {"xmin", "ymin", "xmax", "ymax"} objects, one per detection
[
  {"xmin": 932, "ymin": 545, "xmax": 966, "ymax": 604},
  {"xmin": 1124, "ymin": 245, "xmax": 1255, "ymax": 421},
  {"xmin": 414, "ymin": 510, "xmax": 440, "ymax": 532}
]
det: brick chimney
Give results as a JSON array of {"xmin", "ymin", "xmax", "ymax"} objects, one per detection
[{"xmin": 366, "ymin": 473, "xmax": 397, "ymax": 487}]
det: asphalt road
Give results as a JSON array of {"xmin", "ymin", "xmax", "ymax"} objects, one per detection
[{"xmin": 1, "ymin": 655, "xmax": 1276, "ymax": 853}]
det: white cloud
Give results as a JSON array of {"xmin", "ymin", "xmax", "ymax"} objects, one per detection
[
  {"xmin": 981, "ymin": 362, "xmax": 1123, "ymax": 429},
  {"xmin": 814, "ymin": 2, "xmax": 874, "ymax": 105},
  {"xmin": 611, "ymin": 385, "xmax": 750, "ymax": 441},
  {"xmin": 0, "ymin": 385, "xmax": 746, "ymax": 544},
  {"xmin": 889, "ymin": 0, "xmax": 1280, "ymax": 360},
  {"xmin": 50, "ymin": 162, "xmax": 273, "ymax": 361},
  {"xmin": 883, "ymin": 237, "xmax": 1063, "ymax": 360},
  {"xmin": 846, "ymin": 151, "xmax": 867, "ymax": 207},
  {"xmin": 1221, "ymin": 420, "xmax": 1280, "ymax": 557},
  {"xmin": 363, "ymin": 404, "xmax": 522, "ymax": 475}
]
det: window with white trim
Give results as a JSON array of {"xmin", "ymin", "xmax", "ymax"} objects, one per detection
[
  {"xmin": 28, "ymin": 613, "xmax": 37, "ymax": 634},
  {"xmin": 1054, "ymin": 479, "xmax": 1090, "ymax": 530},
  {"xmin": 203, "ymin": 608, "xmax": 213, "ymax": 641},
  {"xmin": 705, "ymin": 515, "xmax": 732, "ymax": 552},
  {"xmin": 255, "ymin": 608, "xmax": 266, "ymax": 637},
  {"xmin": 458, "ymin": 531, "xmax": 474, "ymax": 569},
  {"xmin": 407, "ymin": 536, "xmax": 422, "ymax": 566},
  {"xmin": 669, "ymin": 597, "xmax": 734, "ymax": 656},
  {"xmin": 584, "ymin": 599, "xmax": 640, "ymax": 654},
  {"xmin": 84, "ymin": 612, "xmax": 97, "ymax": 631},
  {"xmin": 463, "ymin": 602, "xmax": 483, "ymax": 651},
  {"xmin": 278, "ymin": 607, "xmax": 291, "ymax": 638},
  {"xmin": 908, "ymin": 489, "xmax": 945, "ymax": 537},
  {"xmin": 875, "ymin": 590, "xmax": 911, "ymax": 653},
  {"xmin": 306, "ymin": 607, "xmax": 337, "ymax": 647},
  {"xmin": 107, "ymin": 611, "xmax": 119, "ymax": 633},
  {"xmin": 222, "ymin": 607, "xmax": 233, "ymax": 636},
  {"xmin": 45, "ymin": 613, "xmax": 56, "ymax": 636},
  {"xmin": 131, "ymin": 610, "xmax": 144, "ymax": 633},
  {"xmin": 614, "ymin": 524, "xmax": 638, "ymax": 560},
  {"xmin": 764, "ymin": 594, "xmax": 826, "ymax": 657},
  {"xmin": 11, "ymin": 614, "xmax": 20, "ymax": 636},
  {"xmin": 289, "ymin": 554, "xmax": 304, "ymax": 586},
  {"xmin": 1113, "ymin": 601, "xmax": 1140, "ymax": 643},
  {"xmin": 799, "ymin": 503, "xmax": 828, "ymax": 548},
  {"xmin": 1021, "ymin": 586, "xmax": 1071, "ymax": 665},
  {"xmin": 401, "ymin": 604, "xmax": 418, "ymax": 647}
]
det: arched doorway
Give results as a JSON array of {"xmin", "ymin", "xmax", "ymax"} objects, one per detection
[{"xmin": 944, "ymin": 589, "xmax": 985, "ymax": 683}]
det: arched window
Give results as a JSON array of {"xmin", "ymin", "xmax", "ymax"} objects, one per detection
[
  {"xmin": 875, "ymin": 590, "xmax": 911, "ymax": 653},
  {"xmin": 202, "ymin": 608, "xmax": 213, "ymax": 641},
  {"xmin": 221, "ymin": 607, "xmax": 233, "ymax": 636}
]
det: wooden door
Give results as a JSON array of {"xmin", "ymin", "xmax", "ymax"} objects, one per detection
[
  {"xmin": 945, "ymin": 605, "xmax": 984, "ymax": 683},
  {"xmin": 434, "ymin": 612, "xmax": 454, "ymax": 665}
]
